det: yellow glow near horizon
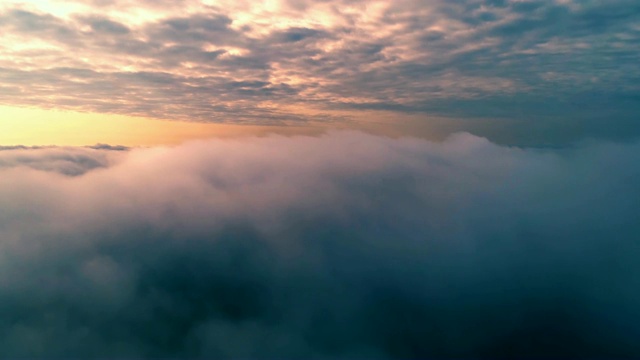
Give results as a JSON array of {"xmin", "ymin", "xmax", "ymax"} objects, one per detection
[{"xmin": 0, "ymin": 105, "xmax": 323, "ymax": 147}]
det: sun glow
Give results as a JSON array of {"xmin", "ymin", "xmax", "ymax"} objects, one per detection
[{"xmin": 0, "ymin": 105, "xmax": 322, "ymax": 147}]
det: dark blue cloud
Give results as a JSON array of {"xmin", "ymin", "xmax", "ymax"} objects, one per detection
[{"xmin": 0, "ymin": 132, "xmax": 639, "ymax": 357}]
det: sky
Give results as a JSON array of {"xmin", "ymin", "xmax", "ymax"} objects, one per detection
[
  {"xmin": 0, "ymin": 0, "xmax": 639, "ymax": 145},
  {"xmin": 1, "ymin": 0, "xmax": 640, "ymax": 358}
]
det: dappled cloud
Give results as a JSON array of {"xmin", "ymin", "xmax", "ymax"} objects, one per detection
[{"xmin": 0, "ymin": 0, "xmax": 638, "ymax": 132}]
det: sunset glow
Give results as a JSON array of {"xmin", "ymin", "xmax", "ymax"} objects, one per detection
[{"xmin": 0, "ymin": 105, "xmax": 327, "ymax": 146}]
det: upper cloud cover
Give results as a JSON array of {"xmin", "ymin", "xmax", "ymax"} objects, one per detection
[
  {"xmin": 0, "ymin": 0, "xmax": 638, "ymax": 141},
  {"xmin": 0, "ymin": 131, "xmax": 639, "ymax": 357}
]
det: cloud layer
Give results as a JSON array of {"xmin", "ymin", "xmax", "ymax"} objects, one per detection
[
  {"xmin": 0, "ymin": 0, "xmax": 638, "ymax": 132},
  {"xmin": 0, "ymin": 131, "xmax": 639, "ymax": 357},
  {"xmin": 0, "ymin": 144, "xmax": 126, "ymax": 175}
]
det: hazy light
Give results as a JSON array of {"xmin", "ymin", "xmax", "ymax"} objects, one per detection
[{"xmin": 0, "ymin": 105, "xmax": 324, "ymax": 146}]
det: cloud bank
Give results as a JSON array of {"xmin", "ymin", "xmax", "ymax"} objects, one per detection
[
  {"xmin": 0, "ymin": 131, "xmax": 639, "ymax": 357},
  {"xmin": 0, "ymin": 0, "xmax": 638, "ymax": 135}
]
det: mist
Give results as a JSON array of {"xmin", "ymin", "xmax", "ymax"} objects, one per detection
[{"xmin": 0, "ymin": 131, "xmax": 639, "ymax": 357}]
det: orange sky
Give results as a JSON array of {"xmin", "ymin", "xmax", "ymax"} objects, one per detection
[
  {"xmin": 0, "ymin": 105, "xmax": 331, "ymax": 146},
  {"xmin": 0, "ymin": 104, "xmax": 460, "ymax": 146}
]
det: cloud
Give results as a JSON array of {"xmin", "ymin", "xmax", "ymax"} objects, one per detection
[
  {"xmin": 87, "ymin": 143, "xmax": 129, "ymax": 151},
  {"xmin": 0, "ymin": 131, "xmax": 639, "ymax": 357},
  {"xmin": 0, "ymin": 145, "xmax": 125, "ymax": 175},
  {"xmin": 0, "ymin": 0, "xmax": 638, "ymax": 140},
  {"xmin": 85, "ymin": 16, "xmax": 130, "ymax": 34}
]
